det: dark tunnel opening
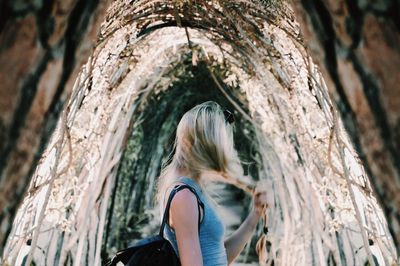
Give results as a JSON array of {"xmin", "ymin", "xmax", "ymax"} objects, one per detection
[{"xmin": 103, "ymin": 57, "xmax": 262, "ymax": 262}]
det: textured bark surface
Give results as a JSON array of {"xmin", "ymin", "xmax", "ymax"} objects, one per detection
[
  {"xmin": 0, "ymin": 0, "xmax": 111, "ymax": 255},
  {"xmin": 292, "ymin": 0, "xmax": 400, "ymax": 254}
]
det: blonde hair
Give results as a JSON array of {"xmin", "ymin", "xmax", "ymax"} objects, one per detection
[{"xmin": 155, "ymin": 101, "xmax": 244, "ymax": 209}]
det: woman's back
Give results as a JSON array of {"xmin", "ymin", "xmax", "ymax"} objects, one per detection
[{"xmin": 163, "ymin": 176, "xmax": 228, "ymax": 266}]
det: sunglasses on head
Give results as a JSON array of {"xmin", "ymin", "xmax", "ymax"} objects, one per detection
[{"xmin": 223, "ymin": 110, "xmax": 235, "ymax": 124}]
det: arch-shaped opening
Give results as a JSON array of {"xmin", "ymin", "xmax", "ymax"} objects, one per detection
[{"xmin": 104, "ymin": 58, "xmax": 261, "ymax": 262}]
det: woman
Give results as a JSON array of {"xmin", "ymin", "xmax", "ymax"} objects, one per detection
[{"xmin": 156, "ymin": 101, "xmax": 268, "ymax": 266}]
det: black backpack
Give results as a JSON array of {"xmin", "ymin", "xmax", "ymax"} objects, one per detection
[{"xmin": 106, "ymin": 184, "xmax": 204, "ymax": 266}]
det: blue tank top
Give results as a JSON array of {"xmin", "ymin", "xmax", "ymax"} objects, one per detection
[{"xmin": 163, "ymin": 176, "xmax": 228, "ymax": 266}]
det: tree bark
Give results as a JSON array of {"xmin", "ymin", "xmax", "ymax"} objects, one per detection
[
  {"xmin": 0, "ymin": 0, "xmax": 110, "ymax": 255},
  {"xmin": 293, "ymin": 0, "xmax": 400, "ymax": 254}
]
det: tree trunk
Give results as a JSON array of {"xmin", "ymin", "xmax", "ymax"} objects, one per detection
[
  {"xmin": 0, "ymin": 0, "xmax": 110, "ymax": 255},
  {"xmin": 292, "ymin": 0, "xmax": 400, "ymax": 254}
]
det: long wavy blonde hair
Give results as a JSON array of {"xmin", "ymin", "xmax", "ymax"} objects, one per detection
[{"xmin": 155, "ymin": 101, "xmax": 245, "ymax": 211}]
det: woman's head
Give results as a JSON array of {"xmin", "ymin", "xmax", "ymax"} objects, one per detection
[
  {"xmin": 174, "ymin": 101, "xmax": 237, "ymax": 177},
  {"xmin": 156, "ymin": 101, "xmax": 243, "ymax": 202}
]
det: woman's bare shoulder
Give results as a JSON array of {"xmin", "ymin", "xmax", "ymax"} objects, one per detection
[
  {"xmin": 165, "ymin": 182, "xmax": 204, "ymax": 228},
  {"xmin": 163, "ymin": 181, "xmax": 191, "ymax": 207}
]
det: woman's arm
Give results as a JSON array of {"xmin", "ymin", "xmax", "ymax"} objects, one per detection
[
  {"xmin": 224, "ymin": 192, "xmax": 268, "ymax": 264},
  {"xmin": 170, "ymin": 189, "xmax": 203, "ymax": 266}
]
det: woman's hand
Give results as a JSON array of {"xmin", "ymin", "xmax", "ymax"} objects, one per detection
[
  {"xmin": 251, "ymin": 191, "xmax": 269, "ymax": 218},
  {"xmin": 224, "ymin": 190, "xmax": 270, "ymax": 264}
]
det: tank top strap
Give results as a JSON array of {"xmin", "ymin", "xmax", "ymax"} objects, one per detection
[{"xmin": 175, "ymin": 176, "xmax": 203, "ymax": 195}]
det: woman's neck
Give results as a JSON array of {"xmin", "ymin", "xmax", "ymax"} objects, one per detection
[{"xmin": 175, "ymin": 168, "xmax": 194, "ymax": 179}]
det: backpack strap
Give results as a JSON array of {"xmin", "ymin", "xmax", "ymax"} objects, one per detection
[{"xmin": 159, "ymin": 184, "xmax": 204, "ymax": 237}]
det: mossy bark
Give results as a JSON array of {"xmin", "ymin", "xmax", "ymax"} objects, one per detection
[
  {"xmin": 293, "ymin": 0, "xmax": 400, "ymax": 253},
  {"xmin": 0, "ymin": 0, "xmax": 111, "ymax": 255}
]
